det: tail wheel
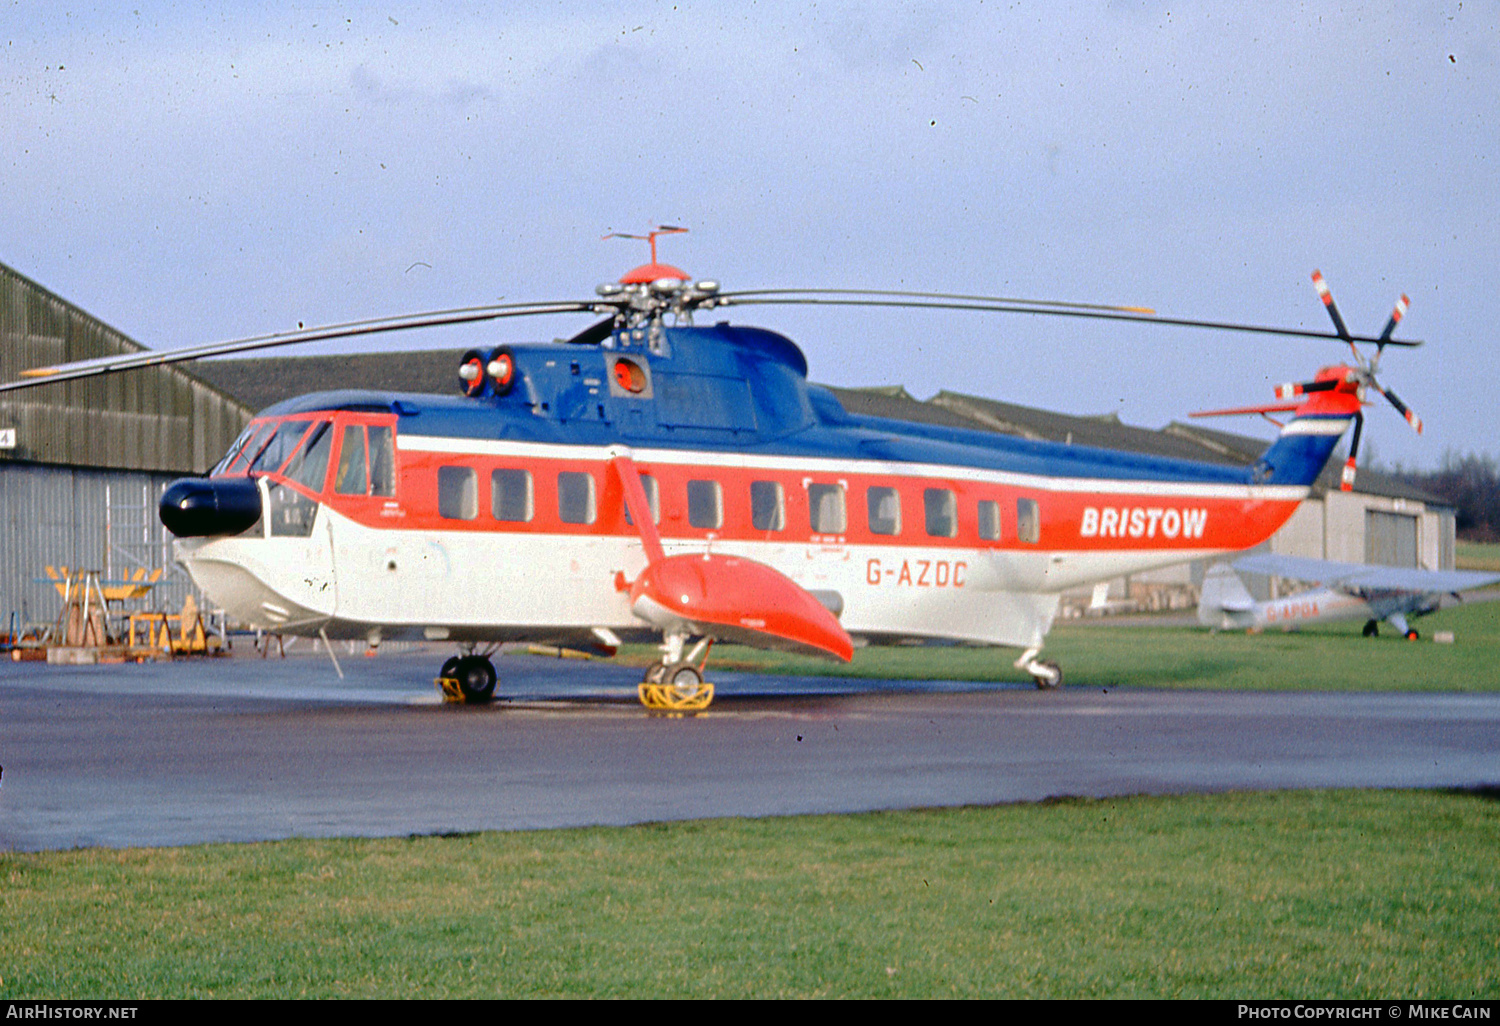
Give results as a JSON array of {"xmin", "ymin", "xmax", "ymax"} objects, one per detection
[
  {"xmin": 1405, "ymin": 629, "xmax": 1420, "ymax": 641},
  {"xmin": 1031, "ymin": 660, "xmax": 1063, "ymax": 690}
]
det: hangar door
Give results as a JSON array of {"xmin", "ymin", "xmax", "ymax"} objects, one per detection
[{"xmin": 1365, "ymin": 510, "xmax": 1418, "ymax": 567}]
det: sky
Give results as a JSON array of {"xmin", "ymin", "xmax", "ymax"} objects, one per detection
[{"xmin": 2, "ymin": 1, "xmax": 1494, "ymax": 470}]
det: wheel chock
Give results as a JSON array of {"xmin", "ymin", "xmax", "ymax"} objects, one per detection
[
  {"xmin": 637, "ymin": 681, "xmax": 715, "ymax": 712},
  {"xmin": 434, "ymin": 676, "xmax": 466, "ymax": 703}
]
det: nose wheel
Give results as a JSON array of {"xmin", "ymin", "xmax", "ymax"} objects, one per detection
[{"xmin": 436, "ymin": 652, "xmax": 497, "ymax": 704}]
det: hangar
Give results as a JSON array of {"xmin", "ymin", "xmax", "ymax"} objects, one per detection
[
  {"xmin": 0, "ymin": 259, "xmax": 1455, "ymax": 635},
  {"xmin": 0, "ymin": 262, "xmax": 250, "ymax": 632}
]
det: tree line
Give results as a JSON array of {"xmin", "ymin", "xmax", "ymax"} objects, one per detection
[{"xmin": 1393, "ymin": 451, "xmax": 1500, "ymax": 542}]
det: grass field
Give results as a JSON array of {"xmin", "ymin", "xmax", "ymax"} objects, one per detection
[
  {"xmin": 1457, "ymin": 540, "xmax": 1500, "ymax": 572},
  {"xmin": 617, "ymin": 593, "xmax": 1500, "ymax": 692},
  {"xmin": 2, "ymin": 790, "xmax": 1496, "ymax": 999}
]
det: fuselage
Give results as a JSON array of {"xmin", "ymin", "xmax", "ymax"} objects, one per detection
[
  {"xmin": 169, "ymin": 322, "xmax": 1344, "ymax": 653},
  {"xmin": 1202, "ymin": 585, "xmax": 1443, "ymax": 633}
]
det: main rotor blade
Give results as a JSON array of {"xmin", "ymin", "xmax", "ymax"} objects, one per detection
[
  {"xmin": 715, "ymin": 295, "xmax": 1422, "ymax": 347},
  {"xmin": 0, "ymin": 300, "xmax": 605, "ymax": 394},
  {"xmin": 562, "ymin": 315, "xmax": 619, "ymax": 346},
  {"xmin": 717, "ymin": 287, "xmax": 1155, "ymax": 315}
]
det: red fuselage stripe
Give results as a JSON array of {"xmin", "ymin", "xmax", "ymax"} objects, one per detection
[{"xmin": 268, "ymin": 446, "xmax": 1299, "ymax": 554}]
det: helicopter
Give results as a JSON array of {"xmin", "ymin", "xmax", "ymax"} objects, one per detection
[{"xmin": 1, "ymin": 229, "xmax": 1424, "ymax": 710}]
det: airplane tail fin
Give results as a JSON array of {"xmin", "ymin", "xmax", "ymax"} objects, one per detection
[{"xmin": 1198, "ymin": 562, "xmax": 1257, "ymax": 629}]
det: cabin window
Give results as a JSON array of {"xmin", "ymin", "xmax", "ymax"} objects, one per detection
[
  {"xmin": 438, "ymin": 466, "xmax": 478, "ymax": 520},
  {"xmin": 867, "ymin": 486, "xmax": 901, "ymax": 536},
  {"xmin": 807, "ymin": 483, "xmax": 846, "ymax": 534},
  {"xmin": 491, "ymin": 469, "xmax": 534, "ymax": 522},
  {"xmin": 624, "ymin": 474, "xmax": 661, "ymax": 526},
  {"xmin": 250, "ymin": 420, "xmax": 312, "ymax": 475},
  {"xmin": 557, "ymin": 471, "xmax": 596, "ymax": 525},
  {"xmin": 1017, "ymin": 497, "xmax": 1040, "ymax": 544},
  {"xmin": 687, "ymin": 479, "xmax": 723, "ymax": 529},
  {"xmin": 978, "ymin": 500, "xmax": 1002, "ymax": 541},
  {"xmin": 924, "ymin": 488, "xmax": 957, "ymax": 538},
  {"xmin": 283, "ymin": 422, "xmax": 333, "ymax": 492},
  {"xmin": 334, "ymin": 425, "xmax": 368, "ymax": 495},
  {"xmin": 751, "ymin": 481, "xmax": 785, "ymax": 531}
]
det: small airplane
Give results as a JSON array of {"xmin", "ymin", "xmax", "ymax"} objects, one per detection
[
  {"xmin": 1198, "ymin": 554, "xmax": 1500, "ymax": 638},
  {"xmin": 0, "ymin": 229, "xmax": 1427, "ymax": 709}
]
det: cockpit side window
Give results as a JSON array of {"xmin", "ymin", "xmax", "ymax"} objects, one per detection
[
  {"xmin": 368, "ymin": 425, "xmax": 395, "ymax": 497},
  {"xmin": 334, "ymin": 425, "xmax": 368, "ymax": 495},
  {"xmin": 218, "ymin": 420, "xmax": 274, "ymax": 475},
  {"xmin": 249, "ymin": 420, "xmax": 313, "ymax": 475},
  {"xmin": 333, "ymin": 422, "xmax": 398, "ymax": 498},
  {"xmin": 212, "ymin": 426, "xmax": 254, "ymax": 476},
  {"xmin": 284, "ymin": 422, "xmax": 334, "ymax": 492}
]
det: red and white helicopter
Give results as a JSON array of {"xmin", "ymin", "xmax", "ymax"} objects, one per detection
[{"xmin": 2, "ymin": 231, "xmax": 1423, "ymax": 710}]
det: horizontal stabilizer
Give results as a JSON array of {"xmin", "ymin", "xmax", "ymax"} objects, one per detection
[{"xmin": 1190, "ymin": 400, "xmax": 1307, "ymax": 419}]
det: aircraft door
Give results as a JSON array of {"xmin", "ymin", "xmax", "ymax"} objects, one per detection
[
  {"xmin": 801, "ymin": 478, "xmax": 851, "ymax": 587},
  {"xmin": 325, "ymin": 413, "xmax": 405, "ymax": 625},
  {"xmin": 261, "ymin": 420, "xmax": 340, "ymax": 621}
]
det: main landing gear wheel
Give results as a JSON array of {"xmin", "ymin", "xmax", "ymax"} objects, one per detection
[
  {"xmin": 436, "ymin": 654, "xmax": 497, "ymax": 704},
  {"xmin": 1362, "ymin": 620, "xmax": 1380, "ymax": 638},
  {"xmin": 638, "ymin": 660, "xmax": 715, "ymax": 712}
]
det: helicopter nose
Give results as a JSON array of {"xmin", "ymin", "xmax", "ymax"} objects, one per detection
[{"xmin": 159, "ymin": 476, "xmax": 263, "ymax": 537}]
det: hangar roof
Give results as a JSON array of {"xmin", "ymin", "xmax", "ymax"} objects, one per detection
[{"xmin": 0, "ymin": 261, "xmax": 251, "ymax": 474}]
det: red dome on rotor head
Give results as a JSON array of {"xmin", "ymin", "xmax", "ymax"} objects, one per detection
[{"xmin": 620, "ymin": 262, "xmax": 690, "ymax": 285}]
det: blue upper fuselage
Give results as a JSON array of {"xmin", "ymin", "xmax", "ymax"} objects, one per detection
[{"xmin": 257, "ymin": 322, "xmax": 1339, "ymax": 488}]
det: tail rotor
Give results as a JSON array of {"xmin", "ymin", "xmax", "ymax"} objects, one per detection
[{"xmin": 1193, "ymin": 271, "xmax": 1423, "ymax": 491}]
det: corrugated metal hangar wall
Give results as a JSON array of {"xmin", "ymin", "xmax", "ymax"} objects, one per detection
[{"xmin": 0, "ymin": 261, "xmax": 252, "ymax": 629}]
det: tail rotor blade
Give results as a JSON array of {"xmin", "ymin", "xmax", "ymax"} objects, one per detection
[
  {"xmin": 1311, "ymin": 270, "xmax": 1351, "ymax": 339},
  {"xmin": 1376, "ymin": 384, "xmax": 1424, "ymax": 434},
  {"xmin": 1379, "ymin": 294, "xmax": 1411, "ymax": 343},
  {"xmin": 1274, "ymin": 379, "xmax": 1338, "ymax": 400},
  {"xmin": 1341, "ymin": 412, "xmax": 1365, "ymax": 492}
]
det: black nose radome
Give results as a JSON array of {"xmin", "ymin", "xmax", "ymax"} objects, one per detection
[{"xmin": 160, "ymin": 476, "xmax": 263, "ymax": 537}]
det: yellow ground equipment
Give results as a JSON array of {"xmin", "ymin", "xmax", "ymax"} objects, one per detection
[{"xmin": 127, "ymin": 593, "xmax": 221, "ymax": 656}]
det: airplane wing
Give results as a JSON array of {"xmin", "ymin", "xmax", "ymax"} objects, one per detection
[{"xmin": 1233, "ymin": 553, "xmax": 1500, "ymax": 595}]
